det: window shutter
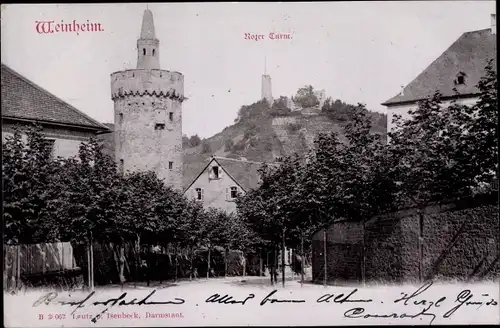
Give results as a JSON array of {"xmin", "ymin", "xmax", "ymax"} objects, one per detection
[
  {"xmin": 209, "ymin": 167, "xmax": 214, "ymax": 180},
  {"xmin": 226, "ymin": 188, "xmax": 229, "ymax": 201},
  {"xmin": 201, "ymin": 188, "xmax": 204, "ymax": 200},
  {"xmin": 219, "ymin": 167, "xmax": 223, "ymax": 178}
]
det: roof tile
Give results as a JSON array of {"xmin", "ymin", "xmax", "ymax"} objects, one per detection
[
  {"xmin": 1, "ymin": 63, "xmax": 109, "ymax": 131},
  {"xmin": 382, "ymin": 29, "xmax": 497, "ymax": 106}
]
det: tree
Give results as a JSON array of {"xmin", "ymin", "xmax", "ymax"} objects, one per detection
[
  {"xmin": 2, "ymin": 125, "xmax": 61, "ymax": 244},
  {"xmin": 237, "ymin": 156, "xmax": 305, "ymax": 286},
  {"xmin": 224, "ymin": 139, "xmax": 234, "ymax": 152},
  {"xmin": 388, "ymin": 60, "xmax": 497, "ymax": 204},
  {"xmin": 293, "ymin": 85, "xmax": 319, "ymax": 108},
  {"xmin": 189, "ymin": 135, "xmax": 202, "ymax": 147},
  {"xmin": 182, "ymin": 135, "xmax": 190, "ymax": 148},
  {"xmin": 463, "ymin": 59, "xmax": 497, "ymax": 188},
  {"xmin": 321, "ymin": 98, "xmax": 357, "ymax": 122},
  {"xmin": 270, "ymin": 96, "xmax": 292, "ymax": 116},
  {"xmin": 201, "ymin": 141, "xmax": 212, "ymax": 154}
]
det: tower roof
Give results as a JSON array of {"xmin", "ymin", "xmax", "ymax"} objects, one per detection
[{"xmin": 140, "ymin": 9, "xmax": 156, "ymax": 39}]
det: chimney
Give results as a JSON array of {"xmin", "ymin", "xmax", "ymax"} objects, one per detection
[
  {"xmin": 491, "ymin": 14, "xmax": 496, "ymax": 35},
  {"xmin": 400, "ymin": 85, "xmax": 405, "ymax": 96}
]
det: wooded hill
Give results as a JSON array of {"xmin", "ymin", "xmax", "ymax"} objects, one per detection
[{"xmin": 182, "ymin": 85, "xmax": 387, "ymax": 189}]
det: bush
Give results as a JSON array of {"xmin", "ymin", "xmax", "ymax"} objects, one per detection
[
  {"xmin": 293, "ymin": 85, "xmax": 319, "ymax": 108},
  {"xmin": 201, "ymin": 141, "xmax": 212, "ymax": 154},
  {"xmin": 224, "ymin": 139, "xmax": 234, "ymax": 152},
  {"xmin": 286, "ymin": 123, "xmax": 303, "ymax": 133}
]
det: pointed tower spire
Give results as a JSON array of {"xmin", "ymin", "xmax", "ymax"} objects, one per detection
[
  {"xmin": 137, "ymin": 8, "xmax": 160, "ymax": 69},
  {"xmin": 140, "ymin": 8, "xmax": 156, "ymax": 40}
]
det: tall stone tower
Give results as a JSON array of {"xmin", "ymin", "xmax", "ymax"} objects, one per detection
[
  {"xmin": 261, "ymin": 74, "xmax": 273, "ymax": 104},
  {"xmin": 261, "ymin": 57, "xmax": 273, "ymax": 104},
  {"xmin": 110, "ymin": 9, "xmax": 184, "ymax": 191}
]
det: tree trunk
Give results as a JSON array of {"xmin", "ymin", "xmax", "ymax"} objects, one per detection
[
  {"xmin": 274, "ymin": 247, "xmax": 278, "ymax": 285},
  {"xmin": 119, "ymin": 240, "xmax": 126, "ymax": 291},
  {"xmin": 301, "ymin": 234, "xmax": 305, "ymax": 286},
  {"xmin": 146, "ymin": 246, "xmax": 150, "ymax": 287},
  {"xmin": 362, "ymin": 221, "xmax": 366, "ymax": 286},
  {"xmin": 190, "ymin": 246, "xmax": 194, "ymax": 281},
  {"xmin": 224, "ymin": 247, "xmax": 228, "ymax": 278},
  {"xmin": 87, "ymin": 239, "xmax": 91, "ymax": 291},
  {"xmin": 174, "ymin": 243, "xmax": 178, "ymax": 282},
  {"xmin": 269, "ymin": 249, "xmax": 274, "ymax": 285},
  {"xmin": 242, "ymin": 254, "xmax": 246, "ymax": 278},
  {"xmin": 259, "ymin": 250, "xmax": 263, "ymax": 277},
  {"xmin": 90, "ymin": 232, "xmax": 94, "ymax": 292},
  {"xmin": 282, "ymin": 229, "xmax": 286, "ymax": 287},
  {"xmin": 135, "ymin": 234, "xmax": 140, "ymax": 288},
  {"xmin": 323, "ymin": 229, "xmax": 327, "ymax": 287},
  {"xmin": 207, "ymin": 246, "xmax": 211, "ymax": 279}
]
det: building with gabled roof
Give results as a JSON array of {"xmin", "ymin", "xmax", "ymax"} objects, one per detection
[
  {"xmin": 382, "ymin": 14, "xmax": 497, "ymax": 133},
  {"xmin": 183, "ymin": 156, "xmax": 279, "ymax": 213},
  {"xmin": 1, "ymin": 63, "xmax": 111, "ymax": 158}
]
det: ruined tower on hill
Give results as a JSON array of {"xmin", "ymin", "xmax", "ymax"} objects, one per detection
[{"xmin": 110, "ymin": 9, "xmax": 184, "ymax": 190}]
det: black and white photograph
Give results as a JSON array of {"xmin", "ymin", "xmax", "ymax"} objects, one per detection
[{"xmin": 1, "ymin": 2, "xmax": 498, "ymax": 326}]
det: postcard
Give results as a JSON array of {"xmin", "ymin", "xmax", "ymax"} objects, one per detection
[{"xmin": 1, "ymin": 2, "xmax": 498, "ymax": 327}]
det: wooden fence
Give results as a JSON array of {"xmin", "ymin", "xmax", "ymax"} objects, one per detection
[{"xmin": 4, "ymin": 242, "xmax": 79, "ymax": 290}]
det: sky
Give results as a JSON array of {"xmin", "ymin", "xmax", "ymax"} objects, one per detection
[{"xmin": 1, "ymin": 2, "xmax": 496, "ymax": 138}]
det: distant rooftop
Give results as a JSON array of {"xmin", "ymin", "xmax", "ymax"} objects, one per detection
[
  {"xmin": 1, "ymin": 63, "xmax": 110, "ymax": 132},
  {"xmin": 184, "ymin": 156, "xmax": 279, "ymax": 193},
  {"xmin": 382, "ymin": 28, "xmax": 496, "ymax": 106}
]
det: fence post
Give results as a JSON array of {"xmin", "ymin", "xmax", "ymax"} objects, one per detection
[
  {"xmin": 90, "ymin": 232, "xmax": 94, "ymax": 291},
  {"xmin": 362, "ymin": 220, "xmax": 366, "ymax": 286},
  {"xmin": 323, "ymin": 228, "xmax": 327, "ymax": 287},
  {"xmin": 16, "ymin": 245, "xmax": 21, "ymax": 290}
]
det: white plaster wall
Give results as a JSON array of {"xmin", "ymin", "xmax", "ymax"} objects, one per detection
[
  {"xmin": 2, "ymin": 131, "xmax": 84, "ymax": 159},
  {"xmin": 184, "ymin": 162, "xmax": 245, "ymax": 214},
  {"xmin": 387, "ymin": 97, "xmax": 479, "ymax": 134}
]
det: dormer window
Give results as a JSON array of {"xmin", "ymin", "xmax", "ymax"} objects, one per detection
[
  {"xmin": 212, "ymin": 166, "xmax": 219, "ymax": 179},
  {"xmin": 455, "ymin": 72, "xmax": 467, "ymax": 85}
]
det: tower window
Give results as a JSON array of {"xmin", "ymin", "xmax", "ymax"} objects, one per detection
[
  {"xmin": 169, "ymin": 112, "xmax": 174, "ymax": 121},
  {"xmin": 143, "ymin": 48, "xmax": 146, "ymax": 55},
  {"xmin": 168, "ymin": 161, "xmax": 173, "ymax": 170},
  {"xmin": 152, "ymin": 49, "xmax": 155, "ymax": 56},
  {"xmin": 119, "ymin": 159, "xmax": 124, "ymax": 175},
  {"xmin": 119, "ymin": 113, "xmax": 123, "ymax": 124},
  {"xmin": 155, "ymin": 123, "xmax": 165, "ymax": 130}
]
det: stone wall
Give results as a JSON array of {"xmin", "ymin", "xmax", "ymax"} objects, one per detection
[
  {"xmin": 312, "ymin": 195, "xmax": 499, "ymax": 284},
  {"xmin": 112, "ymin": 74, "xmax": 184, "ymax": 191}
]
